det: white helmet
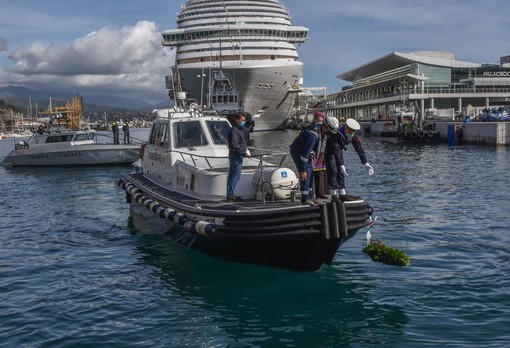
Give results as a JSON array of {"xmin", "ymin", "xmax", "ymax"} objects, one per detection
[
  {"xmin": 345, "ymin": 118, "xmax": 361, "ymax": 131},
  {"xmin": 324, "ymin": 116, "xmax": 339, "ymax": 133}
]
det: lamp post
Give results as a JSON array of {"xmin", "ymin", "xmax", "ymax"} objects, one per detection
[{"xmin": 198, "ymin": 67, "xmax": 206, "ymax": 107}]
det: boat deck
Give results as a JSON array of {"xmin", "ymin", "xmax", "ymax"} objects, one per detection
[
  {"xmin": 127, "ymin": 171, "xmax": 306, "ymax": 212},
  {"xmin": 125, "ymin": 172, "xmax": 366, "ymax": 217}
]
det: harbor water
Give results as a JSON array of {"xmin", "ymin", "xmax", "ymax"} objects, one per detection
[{"xmin": 1, "ymin": 129, "xmax": 509, "ymax": 347}]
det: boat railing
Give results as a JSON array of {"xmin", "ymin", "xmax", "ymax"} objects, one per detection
[
  {"xmin": 173, "ymin": 148, "xmax": 299, "ymax": 204},
  {"xmin": 94, "ymin": 132, "xmax": 145, "ymax": 145}
]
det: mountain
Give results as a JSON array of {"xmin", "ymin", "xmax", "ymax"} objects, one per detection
[{"xmin": 0, "ymin": 85, "xmax": 169, "ymax": 112}]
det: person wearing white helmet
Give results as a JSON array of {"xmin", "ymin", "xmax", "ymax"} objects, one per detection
[
  {"xmin": 324, "ymin": 118, "xmax": 374, "ymax": 200},
  {"xmin": 290, "ymin": 115, "xmax": 339, "ymax": 205}
]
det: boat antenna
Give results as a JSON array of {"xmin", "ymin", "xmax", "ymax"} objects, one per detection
[{"xmin": 174, "ymin": 64, "xmax": 186, "ymax": 108}]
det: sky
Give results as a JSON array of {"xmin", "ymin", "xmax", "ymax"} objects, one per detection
[{"xmin": 1, "ymin": 0, "xmax": 509, "ymax": 105}]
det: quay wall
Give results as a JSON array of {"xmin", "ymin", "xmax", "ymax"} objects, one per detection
[
  {"xmin": 435, "ymin": 122, "xmax": 510, "ymax": 146},
  {"xmin": 359, "ymin": 121, "xmax": 510, "ymax": 146}
]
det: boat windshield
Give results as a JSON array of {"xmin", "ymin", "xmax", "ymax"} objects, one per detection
[
  {"xmin": 174, "ymin": 120, "xmax": 208, "ymax": 148},
  {"xmin": 206, "ymin": 120, "xmax": 230, "ymax": 145}
]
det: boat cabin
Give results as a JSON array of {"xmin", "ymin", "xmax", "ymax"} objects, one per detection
[
  {"xmin": 142, "ymin": 107, "xmax": 288, "ymax": 201},
  {"xmin": 142, "ymin": 108, "xmax": 237, "ymax": 197},
  {"xmin": 15, "ymin": 130, "xmax": 97, "ymax": 149}
]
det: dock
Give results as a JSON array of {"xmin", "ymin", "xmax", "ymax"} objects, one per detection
[
  {"xmin": 361, "ymin": 121, "xmax": 510, "ymax": 146},
  {"xmin": 435, "ymin": 122, "xmax": 510, "ymax": 146}
]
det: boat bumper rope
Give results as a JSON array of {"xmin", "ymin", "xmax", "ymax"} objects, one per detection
[{"xmin": 117, "ymin": 179, "xmax": 216, "ymax": 236}]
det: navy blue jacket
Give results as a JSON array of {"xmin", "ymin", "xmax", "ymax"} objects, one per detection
[
  {"xmin": 228, "ymin": 124, "xmax": 247, "ymax": 156},
  {"xmin": 289, "ymin": 123, "xmax": 322, "ymax": 172},
  {"xmin": 325, "ymin": 125, "xmax": 367, "ymax": 164}
]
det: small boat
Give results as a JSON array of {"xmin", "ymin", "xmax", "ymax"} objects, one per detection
[
  {"xmin": 379, "ymin": 111, "xmax": 440, "ymax": 143},
  {"xmin": 2, "ymin": 129, "xmax": 141, "ymax": 167},
  {"xmin": 1, "ymin": 130, "xmax": 33, "ymax": 138},
  {"xmin": 116, "ymin": 92, "xmax": 374, "ymax": 271},
  {"xmin": 2, "ymin": 94, "xmax": 142, "ymax": 167}
]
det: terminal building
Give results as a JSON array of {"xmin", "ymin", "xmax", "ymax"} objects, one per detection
[{"xmin": 326, "ymin": 51, "xmax": 510, "ymax": 121}]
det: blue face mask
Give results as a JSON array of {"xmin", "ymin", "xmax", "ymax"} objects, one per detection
[
  {"xmin": 240, "ymin": 121, "xmax": 246, "ymax": 127},
  {"xmin": 345, "ymin": 132, "xmax": 353, "ymax": 140}
]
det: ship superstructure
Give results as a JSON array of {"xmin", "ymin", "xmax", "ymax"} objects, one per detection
[{"xmin": 161, "ymin": 0, "xmax": 309, "ymax": 130}]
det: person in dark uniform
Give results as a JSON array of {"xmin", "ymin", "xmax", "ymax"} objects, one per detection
[
  {"xmin": 290, "ymin": 116, "xmax": 339, "ymax": 205},
  {"xmin": 226, "ymin": 112, "xmax": 248, "ymax": 202},
  {"xmin": 324, "ymin": 118, "xmax": 374, "ymax": 200},
  {"xmin": 111, "ymin": 120, "xmax": 120, "ymax": 144},
  {"xmin": 122, "ymin": 121, "xmax": 130, "ymax": 144},
  {"xmin": 309, "ymin": 111, "xmax": 328, "ymax": 201}
]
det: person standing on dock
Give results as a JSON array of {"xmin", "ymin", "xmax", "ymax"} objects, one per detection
[
  {"xmin": 111, "ymin": 119, "xmax": 120, "ymax": 145},
  {"xmin": 226, "ymin": 112, "xmax": 248, "ymax": 202},
  {"xmin": 290, "ymin": 115, "xmax": 339, "ymax": 205},
  {"xmin": 324, "ymin": 118, "xmax": 374, "ymax": 200},
  {"xmin": 122, "ymin": 120, "xmax": 130, "ymax": 144}
]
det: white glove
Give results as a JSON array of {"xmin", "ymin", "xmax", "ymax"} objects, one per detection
[
  {"xmin": 340, "ymin": 165, "xmax": 348, "ymax": 176},
  {"xmin": 245, "ymin": 149, "xmax": 251, "ymax": 157},
  {"xmin": 364, "ymin": 163, "xmax": 374, "ymax": 175}
]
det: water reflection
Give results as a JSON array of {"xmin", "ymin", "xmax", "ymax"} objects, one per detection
[{"xmin": 129, "ymin": 214, "xmax": 409, "ymax": 347}]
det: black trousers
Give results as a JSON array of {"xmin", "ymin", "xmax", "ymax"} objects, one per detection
[
  {"xmin": 313, "ymin": 170, "xmax": 328, "ymax": 198},
  {"xmin": 325, "ymin": 152, "xmax": 345, "ymax": 191}
]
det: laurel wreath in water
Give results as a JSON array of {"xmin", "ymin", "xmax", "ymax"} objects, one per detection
[{"xmin": 363, "ymin": 240, "xmax": 410, "ymax": 267}]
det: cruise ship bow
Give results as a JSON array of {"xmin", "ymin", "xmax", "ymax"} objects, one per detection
[{"xmin": 161, "ymin": 0, "xmax": 309, "ymax": 130}]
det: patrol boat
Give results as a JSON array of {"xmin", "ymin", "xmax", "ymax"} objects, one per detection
[
  {"xmin": 2, "ymin": 129, "xmax": 141, "ymax": 167},
  {"xmin": 117, "ymin": 92, "xmax": 374, "ymax": 271},
  {"xmin": 2, "ymin": 95, "xmax": 141, "ymax": 167}
]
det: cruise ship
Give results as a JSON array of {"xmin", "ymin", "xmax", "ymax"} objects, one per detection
[{"xmin": 161, "ymin": 0, "xmax": 309, "ymax": 130}]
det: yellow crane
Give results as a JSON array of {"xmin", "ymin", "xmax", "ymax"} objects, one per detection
[{"xmin": 43, "ymin": 95, "xmax": 83, "ymax": 129}]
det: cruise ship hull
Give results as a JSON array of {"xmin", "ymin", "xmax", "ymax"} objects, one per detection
[{"xmin": 176, "ymin": 62, "xmax": 303, "ymax": 130}]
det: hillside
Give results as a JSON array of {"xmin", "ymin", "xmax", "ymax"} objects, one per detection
[
  {"xmin": 0, "ymin": 99, "xmax": 24, "ymax": 131},
  {"xmin": 0, "ymin": 99, "xmax": 22, "ymax": 117},
  {"xmin": 0, "ymin": 85, "xmax": 169, "ymax": 113}
]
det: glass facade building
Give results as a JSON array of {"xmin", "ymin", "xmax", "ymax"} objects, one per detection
[{"xmin": 326, "ymin": 51, "xmax": 510, "ymax": 121}]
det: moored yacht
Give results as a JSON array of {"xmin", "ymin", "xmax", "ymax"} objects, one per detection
[
  {"xmin": 2, "ymin": 95, "xmax": 142, "ymax": 167},
  {"xmin": 2, "ymin": 129, "xmax": 141, "ymax": 167},
  {"xmin": 161, "ymin": 0, "xmax": 309, "ymax": 130}
]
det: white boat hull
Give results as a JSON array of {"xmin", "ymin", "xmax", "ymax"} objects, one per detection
[
  {"xmin": 3, "ymin": 143, "xmax": 140, "ymax": 166},
  {"xmin": 176, "ymin": 62, "xmax": 303, "ymax": 131}
]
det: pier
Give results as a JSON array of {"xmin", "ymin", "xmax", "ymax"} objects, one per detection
[
  {"xmin": 361, "ymin": 121, "xmax": 510, "ymax": 146},
  {"xmin": 435, "ymin": 121, "xmax": 510, "ymax": 146}
]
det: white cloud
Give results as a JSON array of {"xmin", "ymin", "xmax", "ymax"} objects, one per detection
[
  {"xmin": 2, "ymin": 0, "xmax": 510, "ymax": 101},
  {"xmin": 5, "ymin": 21, "xmax": 175, "ymax": 103}
]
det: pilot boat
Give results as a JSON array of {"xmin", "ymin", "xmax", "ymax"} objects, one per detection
[{"xmin": 117, "ymin": 92, "xmax": 373, "ymax": 271}]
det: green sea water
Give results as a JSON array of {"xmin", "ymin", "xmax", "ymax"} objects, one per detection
[{"xmin": 1, "ymin": 130, "xmax": 509, "ymax": 347}]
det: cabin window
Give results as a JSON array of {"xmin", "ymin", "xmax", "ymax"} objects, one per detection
[
  {"xmin": 45, "ymin": 135, "xmax": 73, "ymax": 143},
  {"xmin": 74, "ymin": 133, "xmax": 89, "ymax": 141},
  {"xmin": 148, "ymin": 123, "xmax": 169, "ymax": 147},
  {"xmin": 206, "ymin": 120, "xmax": 230, "ymax": 145},
  {"xmin": 149, "ymin": 124, "xmax": 159, "ymax": 145},
  {"xmin": 157, "ymin": 123, "xmax": 169, "ymax": 147},
  {"xmin": 174, "ymin": 121, "xmax": 208, "ymax": 148}
]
